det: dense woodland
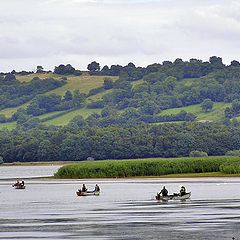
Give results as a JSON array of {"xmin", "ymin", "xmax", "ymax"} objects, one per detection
[
  {"xmin": 1, "ymin": 122, "xmax": 240, "ymax": 162},
  {"xmin": 1, "ymin": 56, "xmax": 240, "ymax": 162}
]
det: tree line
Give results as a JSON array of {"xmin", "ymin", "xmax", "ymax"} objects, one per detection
[{"xmin": 1, "ymin": 122, "xmax": 240, "ymax": 163}]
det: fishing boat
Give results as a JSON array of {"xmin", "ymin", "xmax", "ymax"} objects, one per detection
[
  {"xmin": 156, "ymin": 192, "xmax": 191, "ymax": 201},
  {"xmin": 76, "ymin": 190, "xmax": 100, "ymax": 196}
]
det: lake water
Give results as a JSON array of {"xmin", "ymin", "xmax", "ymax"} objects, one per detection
[{"xmin": 0, "ymin": 166, "xmax": 240, "ymax": 240}]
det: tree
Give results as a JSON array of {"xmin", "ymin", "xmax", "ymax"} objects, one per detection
[
  {"xmin": 209, "ymin": 56, "xmax": 225, "ymax": 70},
  {"xmin": 87, "ymin": 61, "xmax": 100, "ymax": 72},
  {"xmin": 36, "ymin": 65, "xmax": 44, "ymax": 73},
  {"xmin": 225, "ymin": 150, "xmax": 240, "ymax": 156},
  {"xmin": 103, "ymin": 78, "xmax": 114, "ymax": 90},
  {"xmin": 54, "ymin": 64, "xmax": 81, "ymax": 75},
  {"xmin": 230, "ymin": 60, "xmax": 240, "ymax": 67},
  {"xmin": 73, "ymin": 90, "xmax": 86, "ymax": 107},
  {"xmin": 201, "ymin": 99, "xmax": 214, "ymax": 112},
  {"xmin": 63, "ymin": 90, "xmax": 73, "ymax": 102},
  {"xmin": 189, "ymin": 151, "xmax": 208, "ymax": 157}
]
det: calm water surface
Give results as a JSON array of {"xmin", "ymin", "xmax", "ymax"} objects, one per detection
[{"xmin": 0, "ymin": 166, "xmax": 240, "ymax": 240}]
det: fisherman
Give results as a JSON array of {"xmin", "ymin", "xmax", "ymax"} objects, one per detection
[
  {"xmin": 20, "ymin": 180, "xmax": 25, "ymax": 187},
  {"xmin": 180, "ymin": 186, "xmax": 186, "ymax": 196},
  {"xmin": 82, "ymin": 184, "xmax": 87, "ymax": 192},
  {"xmin": 159, "ymin": 186, "xmax": 168, "ymax": 197},
  {"xmin": 12, "ymin": 179, "xmax": 20, "ymax": 187},
  {"xmin": 94, "ymin": 184, "xmax": 100, "ymax": 192}
]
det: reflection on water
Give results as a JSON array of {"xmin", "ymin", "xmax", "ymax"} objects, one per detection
[{"xmin": 0, "ymin": 166, "xmax": 240, "ymax": 239}]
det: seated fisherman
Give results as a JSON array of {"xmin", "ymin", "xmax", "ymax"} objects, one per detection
[
  {"xmin": 180, "ymin": 186, "xmax": 186, "ymax": 196},
  {"xmin": 94, "ymin": 184, "xmax": 100, "ymax": 192},
  {"xmin": 12, "ymin": 179, "xmax": 20, "ymax": 187},
  {"xmin": 82, "ymin": 184, "xmax": 87, "ymax": 192},
  {"xmin": 159, "ymin": 186, "xmax": 168, "ymax": 197}
]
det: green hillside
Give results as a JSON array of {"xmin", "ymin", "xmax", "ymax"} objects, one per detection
[
  {"xmin": 2, "ymin": 58, "xmax": 240, "ymax": 131},
  {"xmin": 0, "ymin": 72, "xmax": 233, "ymax": 130},
  {"xmin": 159, "ymin": 102, "xmax": 230, "ymax": 122},
  {"xmin": 43, "ymin": 108, "xmax": 101, "ymax": 126},
  {"xmin": 0, "ymin": 73, "xmax": 117, "ymax": 124}
]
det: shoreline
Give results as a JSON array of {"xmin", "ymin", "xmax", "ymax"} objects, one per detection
[
  {"xmin": 1, "ymin": 162, "xmax": 70, "ymax": 167},
  {"xmin": 52, "ymin": 172, "xmax": 240, "ymax": 180}
]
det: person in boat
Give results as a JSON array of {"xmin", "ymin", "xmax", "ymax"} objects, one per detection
[
  {"xmin": 81, "ymin": 184, "xmax": 87, "ymax": 192},
  {"xmin": 159, "ymin": 186, "xmax": 168, "ymax": 197},
  {"xmin": 94, "ymin": 184, "xmax": 100, "ymax": 192},
  {"xmin": 20, "ymin": 180, "xmax": 25, "ymax": 187},
  {"xmin": 180, "ymin": 186, "xmax": 186, "ymax": 196},
  {"xmin": 12, "ymin": 179, "xmax": 20, "ymax": 187}
]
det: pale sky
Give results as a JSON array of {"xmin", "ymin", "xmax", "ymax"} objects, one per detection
[{"xmin": 0, "ymin": 0, "xmax": 240, "ymax": 72}]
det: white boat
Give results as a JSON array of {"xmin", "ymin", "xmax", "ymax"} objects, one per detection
[
  {"xmin": 172, "ymin": 192, "xmax": 191, "ymax": 200},
  {"xmin": 156, "ymin": 192, "xmax": 191, "ymax": 201},
  {"xmin": 76, "ymin": 190, "xmax": 100, "ymax": 196}
]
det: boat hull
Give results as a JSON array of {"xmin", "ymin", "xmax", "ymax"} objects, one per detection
[
  {"xmin": 76, "ymin": 191, "xmax": 100, "ymax": 196},
  {"xmin": 13, "ymin": 186, "xmax": 25, "ymax": 189}
]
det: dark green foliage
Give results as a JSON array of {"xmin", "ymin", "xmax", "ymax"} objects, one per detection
[
  {"xmin": 63, "ymin": 90, "xmax": 73, "ymax": 102},
  {"xmin": 1, "ymin": 122, "xmax": 240, "ymax": 163},
  {"xmin": 87, "ymin": 61, "xmax": 100, "ymax": 74},
  {"xmin": 225, "ymin": 100, "xmax": 240, "ymax": 118},
  {"xmin": 36, "ymin": 66, "xmax": 44, "ymax": 73},
  {"xmin": 54, "ymin": 64, "xmax": 82, "ymax": 75},
  {"xmin": 86, "ymin": 101, "xmax": 104, "ymax": 109},
  {"xmin": 27, "ymin": 94, "xmax": 62, "ymax": 116},
  {"xmin": 103, "ymin": 78, "xmax": 114, "ymax": 89},
  {"xmin": 0, "ymin": 76, "xmax": 66, "ymax": 109},
  {"xmin": 88, "ymin": 87, "xmax": 104, "ymax": 96},
  {"xmin": 201, "ymin": 99, "xmax": 214, "ymax": 112}
]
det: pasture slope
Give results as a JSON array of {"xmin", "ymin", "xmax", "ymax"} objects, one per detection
[{"xmin": 0, "ymin": 72, "xmax": 233, "ymax": 129}]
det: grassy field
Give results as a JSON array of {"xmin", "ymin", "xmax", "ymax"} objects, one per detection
[
  {"xmin": 54, "ymin": 156, "xmax": 240, "ymax": 179},
  {"xmin": 86, "ymin": 89, "xmax": 113, "ymax": 103},
  {"xmin": 0, "ymin": 122, "xmax": 17, "ymax": 130},
  {"xmin": 43, "ymin": 108, "xmax": 101, "ymax": 126},
  {"xmin": 48, "ymin": 75, "xmax": 117, "ymax": 96},
  {"xmin": 15, "ymin": 73, "xmax": 63, "ymax": 82},
  {"xmin": 0, "ymin": 102, "xmax": 30, "ymax": 118},
  {"xmin": 16, "ymin": 72, "xmax": 118, "ymax": 96},
  {"xmin": 159, "ymin": 102, "xmax": 230, "ymax": 121}
]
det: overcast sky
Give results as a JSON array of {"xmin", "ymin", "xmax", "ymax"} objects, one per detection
[{"xmin": 0, "ymin": 0, "xmax": 240, "ymax": 72}]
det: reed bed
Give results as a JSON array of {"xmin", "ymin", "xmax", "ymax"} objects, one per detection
[{"xmin": 54, "ymin": 156, "xmax": 240, "ymax": 178}]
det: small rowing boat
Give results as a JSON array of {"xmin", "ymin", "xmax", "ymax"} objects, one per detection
[
  {"xmin": 76, "ymin": 190, "xmax": 100, "ymax": 196},
  {"xmin": 156, "ymin": 192, "xmax": 191, "ymax": 201}
]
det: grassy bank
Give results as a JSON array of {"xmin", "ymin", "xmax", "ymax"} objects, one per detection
[{"xmin": 54, "ymin": 156, "xmax": 240, "ymax": 179}]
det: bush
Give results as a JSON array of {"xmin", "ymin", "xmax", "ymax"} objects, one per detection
[
  {"xmin": 189, "ymin": 151, "xmax": 208, "ymax": 157},
  {"xmin": 86, "ymin": 101, "xmax": 104, "ymax": 109},
  {"xmin": 0, "ymin": 156, "xmax": 4, "ymax": 164},
  {"xmin": 225, "ymin": 150, "xmax": 240, "ymax": 156}
]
